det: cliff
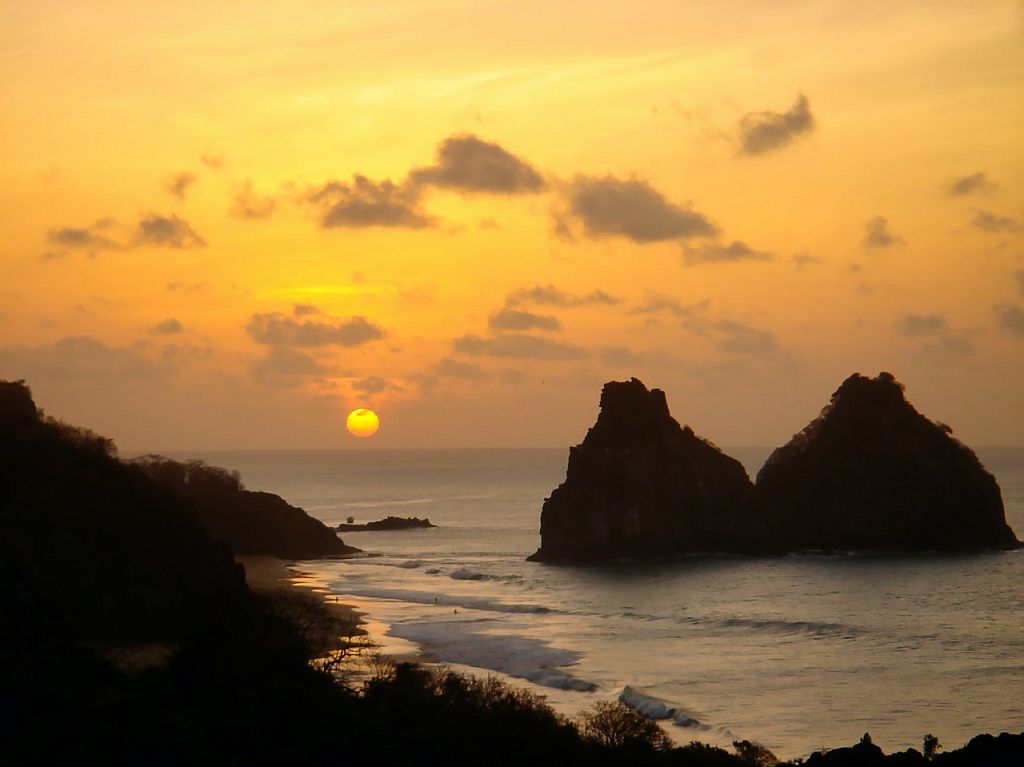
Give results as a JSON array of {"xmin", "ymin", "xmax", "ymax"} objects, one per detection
[
  {"xmin": 529, "ymin": 378, "xmax": 764, "ymax": 562},
  {"xmin": 134, "ymin": 456, "xmax": 360, "ymax": 559},
  {"xmin": 756, "ymin": 372, "xmax": 1018, "ymax": 551}
]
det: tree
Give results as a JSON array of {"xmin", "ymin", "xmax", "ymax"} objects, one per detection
[{"xmin": 579, "ymin": 700, "xmax": 673, "ymax": 752}]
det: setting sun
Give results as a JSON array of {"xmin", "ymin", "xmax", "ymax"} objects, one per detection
[{"xmin": 346, "ymin": 408, "xmax": 380, "ymax": 438}]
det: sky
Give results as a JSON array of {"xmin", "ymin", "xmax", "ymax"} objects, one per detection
[{"xmin": 1, "ymin": 0, "xmax": 1023, "ymax": 451}]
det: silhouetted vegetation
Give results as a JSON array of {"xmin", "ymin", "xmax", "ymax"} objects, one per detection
[{"xmin": 336, "ymin": 514, "xmax": 437, "ymax": 531}]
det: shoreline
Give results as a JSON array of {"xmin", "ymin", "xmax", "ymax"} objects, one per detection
[{"xmin": 237, "ymin": 555, "xmax": 365, "ymax": 629}]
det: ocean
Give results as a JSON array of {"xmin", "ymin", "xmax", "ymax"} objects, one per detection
[{"xmin": 163, "ymin": 447, "xmax": 1024, "ymax": 760}]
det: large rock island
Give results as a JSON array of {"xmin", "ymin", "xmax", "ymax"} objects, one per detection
[
  {"xmin": 756, "ymin": 372, "xmax": 1019, "ymax": 552},
  {"xmin": 529, "ymin": 378, "xmax": 764, "ymax": 562}
]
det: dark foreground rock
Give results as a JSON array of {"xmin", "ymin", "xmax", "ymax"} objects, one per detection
[
  {"xmin": 135, "ymin": 455, "xmax": 360, "ymax": 559},
  {"xmin": 756, "ymin": 372, "xmax": 1019, "ymax": 552},
  {"xmin": 336, "ymin": 515, "xmax": 436, "ymax": 532},
  {"xmin": 529, "ymin": 378, "xmax": 764, "ymax": 563}
]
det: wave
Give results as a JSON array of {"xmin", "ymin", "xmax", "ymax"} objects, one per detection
[
  {"xmin": 619, "ymin": 686, "xmax": 707, "ymax": 729},
  {"xmin": 388, "ymin": 620, "xmax": 597, "ymax": 692},
  {"xmin": 449, "ymin": 568, "xmax": 524, "ymax": 584},
  {"xmin": 680, "ymin": 614, "xmax": 859, "ymax": 639},
  {"xmin": 328, "ymin": 585, "xmax": 553, "ymax": 615}
]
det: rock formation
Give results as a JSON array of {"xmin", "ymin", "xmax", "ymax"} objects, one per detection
[
  {"xmin": 529, "ymin": 378, "xmax": 764, "ymax": 562},
  {"xmin": 336, "ymin": 516, "xmax": 436, "ymax": 532},
  {"xmin": 756, "ymin": 372, "xmax": 1019, "ymax": 551},
  {"xmin": 135, "ymin": 455, "xmax": 360, "ymax": 559}
]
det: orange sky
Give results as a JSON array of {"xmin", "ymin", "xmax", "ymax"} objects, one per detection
[{"xmin": 1, "ymin": 1, "xmax": 1022, "ymax": 450}]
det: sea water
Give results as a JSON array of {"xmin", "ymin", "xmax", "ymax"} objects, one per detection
[{"xmin": 164, "ymin": 447, "xmax": 1024, "ymax": 759}]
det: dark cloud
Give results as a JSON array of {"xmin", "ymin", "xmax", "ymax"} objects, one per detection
[
  {"xmin": 292, "ymin": 303, "xmax": 321, "ymax": 317},
  {"xmin": 683, "ymin": 239, "xmax": 774, "ymax": 265},
  {"xmin": 898, "ymin": 314, "xmax": 946, "ymax": 336},
  {"xmin": 505, "ymin": 285, "xmax": 619, "ymax": 308},
  {"xmin": 947, "ymin": 172, "xmax": 995, "ymax": 197},
  {"xmin": 995, "ymin": 303, "xmax": 1024, "ymax": 338},
  {"xmin": 246, "ymin": 308, "xmax": 384, "ymax": 348},
  {"xmin": 164, "ymin": 172, "xmax": 196, "ymax": 201},
  {"xmin": 791, "ymin": 253, "xmax": 822, "ymax": 269},
  {"xmin": 1016, "ymin": 271, "xmax": 1024, "ymax": 297},
  {"xmin": 453, "ymin": 333, "xmax": 585, "ymax": 360},
  {"xmin": 970, "ymin": 209, "xmax": 1020, "ymax": 233},
  {"xmin": 564, "ymin": 175, "xmax": 717, "ymax": 243},
  {"xmin": 231, "ymin": 181, "xmax": 276, "ymax": 219},
  {"xmin": 253, "ymin": 347, "xmax": 326, "ymax": 387},
  {"xmin": 200, "ymin": 152, "xmax": 224, "ymax": 169},
  {"xmin": 708, "ymin": 320, "xmax": 778, "ymax": 354},
  {"xmin": 306, "ymin": 176, "xmax": 431, "ymax": 229},
  {"xmin": 134, "ymin": 213, "xmax": 206, "ymax": 248},
  {"xmin": 352, "ymin": 375, "xmax": 389, "ymax": 394},
  {"xmin": 738, "ymin": 94, "xmax": 815, "ymax": 155},
  {"xmin": 0, "ymin": 336, "xmax": 166, "ymax": 382},
  {"xmin": 629, "ymin": 294, "xmax": 709, "ymax": 318},
  {"xmin": 151, "ymin": 318, "xmax": 184, "ymax": 335},
  {"xmin": 488, "ymin": 308, "xmax": 561, "ymax": 333},
  {"xmin": 862, "ymin": 216, "xmax": 904, "ymax": 248},
  {"xmin": 46, "ymin": 219, "xmax": 120, "ymax": 252},
  {"xmin": 410, "ymin": 134, "xmax": 546, "ymax": 194},
  {"xmin": 432, "ymin": 357, "xmax": 487, "ymax": 379},
  {"xmin": 166, "ymin": 281, "xmax": 209, "ymax": 293}
]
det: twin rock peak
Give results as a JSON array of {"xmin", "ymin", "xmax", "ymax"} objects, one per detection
[{"xmin": 529, "ymin": 373, "xmax": 1019, "ymax": 563}]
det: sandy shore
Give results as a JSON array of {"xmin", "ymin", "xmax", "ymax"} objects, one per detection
[{"xmin": 237, "ymin": 555, "xmax": 364, "ymax": 628}]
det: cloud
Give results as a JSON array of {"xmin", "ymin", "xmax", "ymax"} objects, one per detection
[
  {"xmin": 410, "ymin": 134, "xmax": 546, "ymax": 194},
  {"xmin": 164, "ymin": 172, "xmax": 196, "ymax": 201},
  {"xmin": 166, "ymin": 281, "xmax": 209, "ymax": 293},
  {"xmin": 564, "ymin": 175, "xmax": 717, "ymax": 243},
  {"xmin": 352, "ymin": 375, "xmax": 389, "ymax": 394},
  {"xmin": 629, "ymin": 294, "xmax": 709, "ymax": 318},
  {"xmin": 292, "ymin": 303, "xmax": 321, "ymax": 317},
  {"xmin": 947, "ymin": 172, "xmax": 995, "ymax": 197},
  {"xmin": 708, "ymin": 320, "xmax": 779, "ymax": 354},
  {"xmin": 738, "ymin": 94, "xmax": 815, "ymax": 155},
  {"xmin": 306, "ymin": 176, "xmax": 431, "ymax": 229},
  {"xmin": 246, "ymin": 307, "xmax": 384, "ymax": 347},
  {"xmin": 862, "ymin": 215, "xmax": 904, "ymax": 248},
  {"xmin": 505, "ymin": 285, "xmax": 619, "ymax": 308},
  {"xmin": 252, "ymin": 347, "xmax": 327, "ymax": 387},
  {"xmin": 0, "ymin": 336, "xmax": 167, "ymax": 382},
  {"xmin": 151, "ymin": 318, "xmax": 184, "ymax": 335},
  {"xmin": 683, "ymin": 239, "xmax": 774, "ymax": 265},
  {"xmin": 432, "ymin": 357, "xmax": 487, "ymax": 379},
  {"xmin": 970, "ymin": 209, "xmax": 1021, "ymax": 233},
  {"xmin": 995, "ymin": 303, "xmax": 1024, "ymax": 338},
  {"xmin": 46, "ymin": 219, "xmax": 120, "ymax": 253},
  {"xmin": 453, "ymin": 333, "xmax": 585, "ymax": 360},
  {"xmin": 488, "ymin": 308, "xmax": 561, "ymax": 333},
  {"xmin": 200, "ymin": 152, "xmax": 224, "ymax": 169},
  {"xmin": 1016, "ymin": 271, "xmax": 1024, "ymax": 297},
  {"xmin": 898, "ymin": 313, "xmax": 946, "ymax": 336},
  {"xmin": 791, "ymin": 253, "xmax": 822, "ymax": 269},
  {"xmin": 231, "ymin": 181, "xmax": 276, "ymax": 219},
  {"xmin": 134, "ymin": 213, "xmax": 206, "ymax": 248}
]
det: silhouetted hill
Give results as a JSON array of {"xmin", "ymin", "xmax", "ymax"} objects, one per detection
[
  {"xmin": 0, "ymin": 380, "xmax": 248, "ymax": 641},
  {"xmin": 336, "ymin": 515, "xmax": 436, "ymax": 531},
  {"xmin": 756, "ymin": 372, "xmax": 1019, "ymax": 551},
  {"xmin": 133, "ymin": 455, "xmax": 359, "ymax": 559},
  {"xmin": 530, "ymin": 378, "xmax": 764, "ymax": 562}
]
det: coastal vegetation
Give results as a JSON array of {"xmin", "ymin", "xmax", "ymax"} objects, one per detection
[{"xmin": 3, "ymin": 378, "xmax": 1021, "ymax": 765}]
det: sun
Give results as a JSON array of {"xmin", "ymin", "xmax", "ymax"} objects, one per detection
[{"xmin": 346, "ymin": 408, "xmax": 380, "ymax": 438}]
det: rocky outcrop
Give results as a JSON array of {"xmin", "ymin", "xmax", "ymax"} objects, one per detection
[
  {"xmin": 134, "ymin": 456, "xmax": 360, "ymax": 559},
  {"xmin": 756, "ymin": 372, "xmax": 1019, "ymax": 552},
  {"xmin": 336, "ymin": 516, "xmax": 436, "ymax": 532},
  {"xmin": 529, "ymin": 378, "xmax": 764, "ymax": 563}
]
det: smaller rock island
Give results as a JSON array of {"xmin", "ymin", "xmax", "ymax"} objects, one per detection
[
  {"xmin": 529, "ymin": 378, "xmax": 763, "ymax": 563},
  {"xmin": 336, "ymin": 516, "xmax": 437, "ymax": 532}
]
